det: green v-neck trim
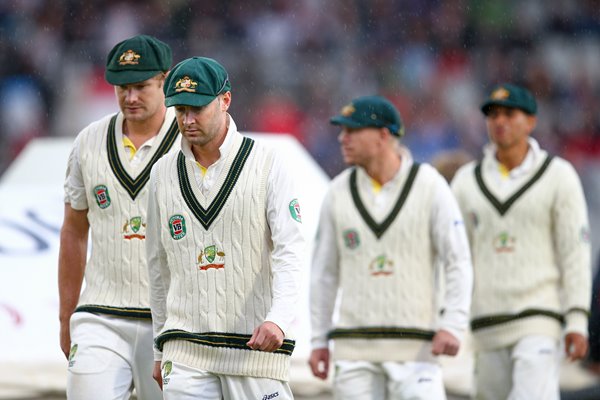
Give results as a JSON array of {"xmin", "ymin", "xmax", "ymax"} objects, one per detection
[
  {"xmin": 107, "ymin": 114, "xmax": 179, "ymax": 200},
  {"xmin": 475, "ymin": 155, "xmax": 553, "ymax": 216},
  {"xmin": 177, "ymin": 137, "xmax": 254, "ymax": 230},
  {"xmin": 350, "ymin": 163, "xmax": 420, "ymax": 239}
]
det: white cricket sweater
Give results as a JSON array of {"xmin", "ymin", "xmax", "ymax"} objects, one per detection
[
  {"xmin": 147, "ymin": 132, "xmax": 295, "ymax": 381},
  {"xmin": 70, "ymin": 110, "xmax": 179, "ymax": 318},
  {"xmin": 322, "ymin": 163, "xmax": 461, "ymax": 362},
  {"xmin": 452, "ymin": 146, "xmax": 591, "ymax": 350}
]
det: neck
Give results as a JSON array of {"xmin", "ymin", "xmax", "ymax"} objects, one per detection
[
  {"xmin": 364, "ymin": 151, "xmax": 402, "ymax": 185},
  {"xmin": 496, "ymin": 141, "xmax": 529, "ymax": 170}
]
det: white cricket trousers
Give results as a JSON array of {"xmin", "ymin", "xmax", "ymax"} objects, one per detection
[
  {"xmin": 161, "ymin": 360, "xmax": 294, "ymax": 400},
  {"xmin": 333, "ymin": 360, "xmax": 446, "ymax": 400},
  {"xmin": 67, "ymin": 312, "xmax": 161, "ymax": 400},
  {"xmin": 475, "ymin": 335, "xmax": 560, "ymax": 400}
]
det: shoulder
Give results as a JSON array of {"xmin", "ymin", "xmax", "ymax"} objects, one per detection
[
  {"xmin": 329, "ymin": 168, "xmax": 353, "ymax": 189},
  {"xmin": 76, "ymin": 113, "xmax": 116, "ymax": 141},
  {"xmin": 450, "ymin": 160, "xmax": 478, "ymax": 185}
]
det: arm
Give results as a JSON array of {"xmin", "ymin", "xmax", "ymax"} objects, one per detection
[
  {"xmin": 58, "ymin": 204, "xmax": 89, "ymax": 359},
  {"xmin": 430, "ymin": 172, "xmax": 473, "ymax": 356},
  {"xmin": 146, "ymin": 167, "xmax": 171, "ymax": 365},
  {"xmin": 247, "ymin": 152, "xmax": 305, "ymax": 352},
  {"xmin": 308, "ymin": 189, "xmax": 339, "ymax": 379},
  {"xmin": 553, "ymin": 163, "xmax": 591, "ymax": 360},
  {"xmin": 58, "ymin": 134, "xmax": 89, "ymax": 359}
]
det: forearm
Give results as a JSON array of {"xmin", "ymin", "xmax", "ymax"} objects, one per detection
[{"xmin": 58, "ymin": 214, "xmax": 88, "ymax": 323}]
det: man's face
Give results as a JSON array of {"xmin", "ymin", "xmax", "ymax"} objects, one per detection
[
  {"xmin": 338, "ymin": 126, "xmax": 383, "ymax": 166},
  {"xmin": 485, "ymin": 105, "xmax": 536, "ymax": 150},
  {"xmin": 173, "ymin": 92, "xmax": 231, "ymax": 147},
  {"xmin": 115, "ymin": 75, "xmax": 165, "ymax": 122}
]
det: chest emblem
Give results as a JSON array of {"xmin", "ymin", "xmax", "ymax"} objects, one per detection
[
  {"xmin": 369, "ymin": 254, "xmax": 394, "ymax": 276},
  {"xmin": 93, "ymin": 185, "xmax": 111, "ymax": 209},
  {"xmin": 494, "ymin": 231, "xmax": 515, "ymax": 253},
  {"xmin": 197, "ymin": 245, "xmax": 225, "ymax": 270},
  {"xmin": 123, "ymin": 216, "xmax": 146, "ymax": 240},
  {"xmin": 169, "ymin": 215, "xmax": 186, "ymax": 240}
]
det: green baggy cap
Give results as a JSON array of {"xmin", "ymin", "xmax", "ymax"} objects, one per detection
[
  {"xmin": 481, "ymin": 83, "xmax": 537, "ymax": 115},
  {"xmin": 105, "ymin": 35, "xmax": 172, "ymax": 85},
  {"xmin": 164, "ymin": 57, "xmax": 231, "ymax": 107},
  {"xmin": 330, "ymin": 95, "xmax": 404, "ymax": 137}
]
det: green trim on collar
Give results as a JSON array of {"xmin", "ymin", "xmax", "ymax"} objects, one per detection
[
  {"xmin": 474, "ymin": 155, "xmax": 553, "ymax": 216},
  {"xmin": 107, "ymin": 114, "xmax": 179, "ymax": 200},
  {"xmin": 177, "ymin": 137, "xmax": 254, "ymax": 230},
  {"xmin": 350, "ymin": 163, "xmax": 420, "ymax": 239}
]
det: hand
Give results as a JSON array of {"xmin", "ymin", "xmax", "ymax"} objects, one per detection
[
  {"xmin": 565, "ymin": 332, "xmax": 588, "ymax": 361},
  {"xmin": 431, "ymin": 329, "xmax": 460, "ymax": 356},
  {"xmin": 247, "ymin": 321, "xmax": 284, "ymax": 352},
  {"xmin": 153, "ymin": 361, "xmax": 163, "ymax": 390},
  {"xmin": 308, "ymin": 348, "xmax": 330, "ymax": 380},
  {"xmin": 60, "ymin": 320, "xmax": 71, "ymax": 359}
]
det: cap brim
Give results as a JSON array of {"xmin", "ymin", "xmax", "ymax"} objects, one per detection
[
  {"xmin": 105, "ymin": 69, "xmax": 162, "ymax": 85},
  {"xmin": 481, "ymin": 100, "xmax": 533, "ymax": 115},
  {"xmin": 330, "ymin": 115, "xmax": 365, "ymax": 128},
  {"xmin": 165, "ymin": 92, "xmax": 216, "ymax": 107}
]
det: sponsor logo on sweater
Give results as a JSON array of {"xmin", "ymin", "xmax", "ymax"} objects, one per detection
[
  {"xmin": 493, "ymin": 231, "xmax": 515, "ymax": 253},
  {"xmin": 261, "ymin": 392, "xmax": 279, "ymax": 400},
  {"xmin": 93, "ymin": 185, "xmax": 111, "ymax": 209},
  {"xmin": 289, "ymin": 199, "xmax": 302, "ymax": 222},
  {"xmin": 122, "ymin": 216, "xmax": 146, "ymax": 240},
  {"xmin": 197, "ymin": 245, "xmax": 225, "ymax": 270},
  {"xmin": 169, "ymin": 215, "xmax": 186, "ymax": 240},
  {"xmin": 343, "ymin": 229, "xmax": 360, "ymax": 249},
  {"xmin": 369, "ymin": 254, "xmax": 393, "ymax": 276}
]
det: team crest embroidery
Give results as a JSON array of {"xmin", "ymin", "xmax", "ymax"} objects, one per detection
[
  {"xmin": 123, "ymin": 216, "xmax": 146, "ymax": 240},
  {"xmin": 68, "ymin": 344, "xmax": 78, "ymax": 367},
  {"xmin": 289, "ymin": 199, "xmax": 302, "ymax": 223},
  {"xmin": 169, "ymin": 215, "xmax": 186, "ymax": 240},
  {"xmin": 341, "ymin": 104, "xmax": 355, "ymax": 117},
  {"xmin": 343, "ymin": 229, "xmax": 360, "ymax": 249},
  {"xmin": 494, "ymin": 231, "xmax": 515, "ymax": 253},
  {"xmin": 197, "ymin": 245, "xmax": 225, "ymax": 270},
  {"xmin": 93, "ymin": 185, "xmax": 111, "ymax": 209},
  {"xmin": 118, "ymin": 50, "xmax": 141, "ymax": 65},
  {"xmin": 162, "ymin": 360, "xmax": 172, "ymax": 385},
  {"xmin": 369, "ymin": 254, "xmax": 394, "ymax": 276},
  {"xmin": 491, "ymin": 87, "xmax": 509, "ymax": 100},
  {"xmin": 175, "ymin": 76, "xmax": 198, "ymax": 93}
]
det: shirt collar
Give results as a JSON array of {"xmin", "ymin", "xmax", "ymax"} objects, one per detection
[{"xmin": 483, "ymin": 137, "xmax": 543, "ymax": 177}]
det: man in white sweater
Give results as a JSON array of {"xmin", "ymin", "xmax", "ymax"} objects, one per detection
[
  {"xmin": 452, "ymin": 83, "xmax": 591, "ymax": 400},
  {"xmin": 146, "ymin": 57, "xmax": 304, "ymax": 399},
  {"xmin": 58, "ymin": 35, "xmax": 176, "ymax": 399},
  {"xmin": 309, "ymin": 95, "xmax": 473, "ymax": 399}
]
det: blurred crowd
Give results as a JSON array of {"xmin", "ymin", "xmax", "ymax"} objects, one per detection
[{"xmin": 1, "ymin": 0, "xmax": 599, "ymax": 181}]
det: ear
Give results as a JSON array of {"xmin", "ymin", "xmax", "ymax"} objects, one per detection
[
  {"xmin": 220, "ymin": 92, "xmax": 232, "ymax": 111},
  {"xmin": 527, "ymin": 115, "xmax": 537, "ymax": 134}
]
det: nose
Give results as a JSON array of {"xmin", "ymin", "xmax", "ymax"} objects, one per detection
[
  {"xmin": 338, "ymin": 129, "xmax": 349, "ymax": 143},
  {"xmin": 125, "ymin": 88, "xmax": 139, "ymax": 103},
  {"xmin": 182, "ymin": 110, "xmax": 195, "ymax": 125}
]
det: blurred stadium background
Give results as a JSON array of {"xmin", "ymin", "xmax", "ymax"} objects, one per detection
[{"xmin": 2, "ymin": 0, "xmax": 600, "ymax": 398}]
